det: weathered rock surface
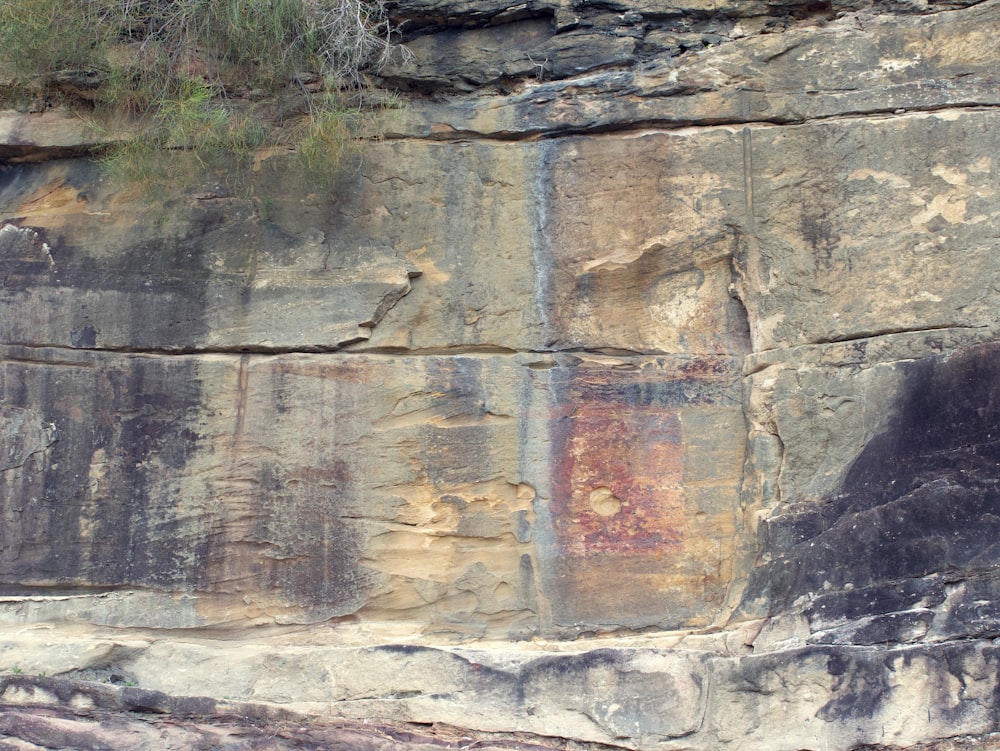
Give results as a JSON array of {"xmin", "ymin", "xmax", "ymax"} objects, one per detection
[
  {"xmin": 0, "ymin": 164, "xmax": 419, "ymax": 352},
  {"xmin": 738, "ymin": 112, "xmax": 1000, "ymax": 351},
  {"xmin": 0, "ymin": 673, "xmax": 566, "ymax": 751},
  {"xmin": 381, "ymin": 0, "xmax": 1000, "ymax": 138},
  {"xmin": 4, "ymin": 0, "xmax": 1000, "ymax": 749},
  {"xmin": 0, "ymin": 110, "xmax": 108, "ymax": 163},
  {"xmin": 4, "ymin": 633, "xmax": 1000, "ymax": 751},
  {"xmin": 0, "ymin": 342, "xmax": 743, "ymax": 636},
  {"xmin": 738, "ymin": 338, "xmax": 1000, "ymax": 648}
]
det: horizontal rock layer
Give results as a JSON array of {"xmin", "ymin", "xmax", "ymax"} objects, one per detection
[
  {"xmin": 3, "ymin": 633, "xmax": 1000, "ymax": 751},
  {"xmin": 0, "ymin": 345, "xmax": 743, "ymax": 636}
]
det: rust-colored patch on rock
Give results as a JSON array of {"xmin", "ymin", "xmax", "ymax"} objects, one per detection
[
  {"xmin": 534, "ymin": 357, "xmax": 744, "ymax": 631},
  {"xmin": 552, "ymin": 404, "xmax": 684, "ymax": 557},
  {"xmin": 17, "ymin": 180, "xmax": 88, "ymax": 217}
]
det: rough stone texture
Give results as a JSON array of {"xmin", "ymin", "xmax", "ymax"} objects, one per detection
[
  {"xmin": 0, "ymin": 674, "xmax": 566, "ymax": 751},
  {"xmin": 4, "ymin": 0, "xmax": 1000, "ymax": 749},
  {"xmin": 0, "ymin": 110, "xmax": 109, "ymax": 163},
  {"xmin": 738, "ymin": 112, "xmax": 1000, "ymax": 351},
  {"xmin": 0, "ymin": 163, "xmax": 419, "ymax": 352},
  {"xmin": 4, "ymin": 635, "xmax": 1000, "ymax": 751},
  {"xmin": 737, "ymin": 338, "xmax": 1000, "ymax": 647},
  {"xmin": 0, "ymin": 343, "xmax": 742, "ymax": 636},
  {"xmin": 380, "ymin": 1, "xmax": 1000, "ymax": 138}
]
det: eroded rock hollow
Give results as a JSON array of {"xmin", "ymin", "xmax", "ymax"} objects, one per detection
[{"xmin": 3, "ymin": 0, "xmax": 1000, "ymax": 749}]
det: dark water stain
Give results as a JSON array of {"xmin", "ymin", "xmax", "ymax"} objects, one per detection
[
  {"xmin": 0, "ymin": 354, "xmax": 206, "ymax": 591},
  {"xmin": 419, "ymin": 358, "xmax": 498, "ymax": 487},
  {"xmin": 246, "ymin": 457, "xmax": 372, "ymax": 615},
  {"xmin": 817, "ymin": 650, "xmax": 892, "ymax": 722},
  {"xmin": 0, "ymin": 158, "xmax": 280, "ymax": 351},
  {"xmin": 740, "ymin": 343, "xmax": 1000, "ymax": 635}
]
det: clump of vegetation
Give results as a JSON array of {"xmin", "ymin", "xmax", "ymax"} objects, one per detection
[{"xmin": 0, "ymin": 0, "xmax": 401, "ymax": 191}]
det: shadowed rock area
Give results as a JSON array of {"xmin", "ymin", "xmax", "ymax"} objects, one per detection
[
  {"xmin": 741, "ymin": 342, "xmax": 1000, "ymax": 644},
  {"xmin": 4, "ymin": 0, "xmax": 1000, "ymax": 748}
]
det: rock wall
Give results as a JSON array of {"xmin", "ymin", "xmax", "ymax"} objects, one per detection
[{"xmin": 3, "ymin": 0, "xmax": 1000, "ymax": 749}]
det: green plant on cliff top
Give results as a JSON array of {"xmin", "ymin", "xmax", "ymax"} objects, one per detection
[{"xmin": 0, "ymin": 0, "xmax": 402, "ymax": 192}]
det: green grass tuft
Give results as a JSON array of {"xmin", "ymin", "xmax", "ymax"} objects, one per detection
[{"xmin": 0, "ymin": 0, "xmax": 403, "ymax": 193}]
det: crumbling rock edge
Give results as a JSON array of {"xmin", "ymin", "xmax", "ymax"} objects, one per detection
[
  {"xmin": 5, "ymin": 0, "xmax": 1000, "ymax": 160},
  {"xmin": 3, "ymin": 627, "xmax": 1000, "ymax": 751},
  {"xmin": 0, "ymin": 674, "xmax": 567, "ymax": 751}
]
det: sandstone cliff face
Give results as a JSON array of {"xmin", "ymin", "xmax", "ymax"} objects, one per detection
[{"xmin": 3, "ymin": 0, "xmax": 1000, "ymax": 749}]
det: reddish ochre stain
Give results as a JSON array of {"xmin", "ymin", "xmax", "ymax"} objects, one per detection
[
  {"xmin": 274, "ymin": 359, "xmax": 371, "ymax": 383},
  {"xmin": 551, "ymin": 404, "xmax": 685, "ymax": 557}
]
